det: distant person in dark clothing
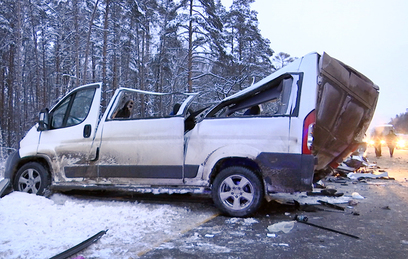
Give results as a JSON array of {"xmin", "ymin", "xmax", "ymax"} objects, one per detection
[
  {"xmin": 385, "ymin": 129, "xmax": 397, "ymax": 157},
  {"xmin": 373, "ymin": 133, "xmax": 382, "ymax": 157}
]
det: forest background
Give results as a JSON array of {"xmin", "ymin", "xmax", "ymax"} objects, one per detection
[
  {"xmin": 1, "ymin": 0, "xmax": 406, "ymax": 153},
  {"xmin": 0, "ymin": 0, "xmax": 292, "ymax": 150}
]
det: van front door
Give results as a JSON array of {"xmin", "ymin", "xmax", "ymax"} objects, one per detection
[{"xmin": 37, "ymin": 83, "xmax": 101, "ymax": 183}]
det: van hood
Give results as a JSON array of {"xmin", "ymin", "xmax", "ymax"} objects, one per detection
[{"xmin": 313, "ymin": 52, "xmax": 379, "ymax": 171}]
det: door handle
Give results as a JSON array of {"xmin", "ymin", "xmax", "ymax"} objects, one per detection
[{"xmin": 83, "ymin": 124, "xmax": 92, "ymax": 138}]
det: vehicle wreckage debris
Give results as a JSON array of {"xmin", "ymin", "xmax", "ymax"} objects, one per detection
[
  {"xmin": 294, "ymin": 215, "xmax": 360, "ymax": 239},
  {"xmin": 267, "ymin": 221, "xmax": 295, "ymax": 234},
  {"xmin": 293, "ymin": 200, "xmax": 322, "ymax": 212},
  {"xmin": 334, "ymin": 151, "xmax": 396, "ymax": 182},
  {"xmin": 50, "ymin": 230, "xmax": 108, "ymax": 259},
  {"xmin": 351, "ymin": 192, "xmax": 365, "ymax": 200},
  {"xmin": 292, "ymin": 200, "xmax": 347, "ymax": 214},
  {"xmin": 294, "ymin": 215, "xmax": 308, "ymax": 222},
  {"xmin": 326, "ymin": 176, "xmax": 348, "ymax": 184},
  {"xmin": 306, "ymin": 189, "xmax": 344, "ymax": 197},
  {"xmin": 347, "ymin": 171, "xmax": 393, "ymax": 180},
  {"xmin": 317, "ymin": 200, "xmax": 345, "ymax": 211}
]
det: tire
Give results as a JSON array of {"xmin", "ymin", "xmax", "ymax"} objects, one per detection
[
  {"xmin": 13, "ymin": 162, "xmax": 50, "ymax": 195},
  {"xmin": 212, "ymin": 166, "xmax": 264, "ymax": 217}
]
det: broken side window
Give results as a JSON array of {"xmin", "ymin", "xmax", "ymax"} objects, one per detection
[
  {"xmin": 209, "ymin": 74, "xmax": 301, "ymax": 118},
  {"xmin": 110, "ymin": 90, "xmax": 190, "ymax": 120}
]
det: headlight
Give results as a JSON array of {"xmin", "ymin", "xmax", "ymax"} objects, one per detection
[
  {"xmin": 397, "ymin": 139, "xmax": 405, "ymax": 148},
  {"xmin": 380, "ymin": 140, "xmax": 386, "ymax": 145}
]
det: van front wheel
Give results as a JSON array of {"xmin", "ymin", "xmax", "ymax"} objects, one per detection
[
  {"xmin": 13, "ymin": 162, "xmax": 50, "ymax": 195},
  {"xmin": 212, "ymin": 166, "xmax": 263, "ymax": 217}
]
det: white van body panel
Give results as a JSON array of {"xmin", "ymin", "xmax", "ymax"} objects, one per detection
[{"xmin": 185, "ymin": 116, "xmax": 291, "ymax": 177}]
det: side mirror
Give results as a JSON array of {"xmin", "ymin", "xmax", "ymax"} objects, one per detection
[{"xmin": 37, "ymin": 108, "xmax": 50, "ymax": 131}]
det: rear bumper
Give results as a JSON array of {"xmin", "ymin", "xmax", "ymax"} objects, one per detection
[{"xmin": 256, "ymin": 152, "xmax": 314, "ymax": 194}]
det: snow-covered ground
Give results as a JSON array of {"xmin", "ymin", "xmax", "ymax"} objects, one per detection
[
  {"xmin": 0, "ymin": 191, "xmax": 218, "ymax": 258},
  {"xmin": 0, "ymin": 154, "xmax": 219, "ymax": 258},
  {"xmin": 0, "ymin": 155, "xmax": 352, "ymax": 259}
]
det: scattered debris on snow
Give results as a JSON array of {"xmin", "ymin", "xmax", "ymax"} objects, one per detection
[
  {"xmin": 267, "ymin": 221, "xmax": 295, "ymax": 234},
  {"xmin": 225, "ymin": 217, "xmax": 258, "ymax": 225},
  {"xmin": 269, "ymin": 192, "xmax": 351, "ymax": 206},
  {"xmin": 347, "ymin": 171, "xmax": 389, "ymax": 180},
  {"xmin": 0, "ymin": 192, "xmax": 218, "ymax": 259},
  {"xmin": 351, "ymin": 192, "xmax": 365, "ymax": 200},
  {"xmin": 294, "ymin": 215, "xmax": 360, "ymax": 239}
]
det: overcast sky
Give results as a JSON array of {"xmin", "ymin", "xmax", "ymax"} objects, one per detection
[{"xmin": 222, "ymin": 0, "xmax": 408, "ymax": 128}]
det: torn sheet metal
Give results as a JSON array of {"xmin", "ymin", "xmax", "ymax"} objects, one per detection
[
  {"xmin": 347, "ymin": 171, "xmax": 389, "ymax": 180},
  {"xmin": 269, "ymin": 192, "xmax": 351, "ymax": 205}
]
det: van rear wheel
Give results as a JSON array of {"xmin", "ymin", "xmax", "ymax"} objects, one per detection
[
  {"xmin": 212, "ymin": 166, "xmax": 263, "ymax": 217},
  {"xmin": 13, "ymin": 162, "xmax": 50, "ymax": 195}
]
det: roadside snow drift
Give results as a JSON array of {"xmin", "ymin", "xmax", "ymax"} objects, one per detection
[{"xmin": 0, "ymin": 192, "xmax": 218, "ymax": 258}]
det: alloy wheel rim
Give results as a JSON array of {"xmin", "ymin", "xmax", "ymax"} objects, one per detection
[
  {"xmin": 219, "ymin": 174, "xmax": 254, "ymax": 210},
  {"xmin": 18, "ymin": 169, "xmax": 42, "ymax": 194}
]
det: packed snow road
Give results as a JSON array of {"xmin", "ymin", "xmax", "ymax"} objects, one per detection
[{"xmin": 0, "ymin": 191, "xmax": 218, "ymax": 258}]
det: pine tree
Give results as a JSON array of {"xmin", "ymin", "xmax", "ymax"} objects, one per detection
[
  {"xmin": 214, "ymin": 0, "xmax": 274, "ymax": 98},
  {"xmin": 178, "ymin": 0, "xmax": 223, "ymax": 92},
  {"xmin": 0, "ymin": 0, "xmax": 279, "ymax": 148}
]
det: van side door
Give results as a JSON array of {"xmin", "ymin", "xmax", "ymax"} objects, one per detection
[{"xmin": 96, "ymin": 89, "xmax": 194, "ymax": 186}]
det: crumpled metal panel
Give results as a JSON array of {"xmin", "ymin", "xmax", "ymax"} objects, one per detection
[
  {"xmin": 255, "ymin": 153, "xmax": 314, "ymax": 193},
  {"xmin": 313, "ymin": 52, "xmax": 379, "ymax": 170}
]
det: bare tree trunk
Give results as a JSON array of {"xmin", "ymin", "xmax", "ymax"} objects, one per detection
[
  {"xmin": 83, "ymin": 0, "xmax": 100, "ymax": 84},
  {"xmin": 112, "ymin": 3, "xmax": 119, "ymax": 91},
  {"xmin": 7, "ymin": 44, "xmax": 14, "ymax": 147},
  {"xmin": 15, "ymin": 0, "xmax": 23, "ymax": 143},
  {"xmin": 102, "ymin": 0, "xmax": 110, "ymax": 108},
  {"xmin": 140, "ymin": 30, "xmax": 145, "ymax": 117},
  {"xmin": 42, "ymin": 25, "xmax": 48, "ymax": 107},
  {"xmin": 73, "ymin": 0, "xmax": 80, "ymax": 87},
  {"xmin": 124, "ymin": 17, "xmax": 135, "ymax": 86},
  {"xmin": 0, "ymin": 54, "xmax": 4, "ymax": 137},
  {"xmin": 28, "ymin": 0, "xmax": 41, "ymax": 111},
  {"xmin": 91, "ymin": 43, "xmax": 96, "ymax": 82},
  {"xmin": 55, "ymin": 32, "xmax": 61, "ymax": 99},
  {"xmin": 187, "ymin": 0, "xmax": 193, "ymax": 92}
]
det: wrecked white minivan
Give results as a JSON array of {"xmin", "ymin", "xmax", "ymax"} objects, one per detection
[{"xmin": 3, "ymin": 52, "xmax": 379, "ymax": 216}]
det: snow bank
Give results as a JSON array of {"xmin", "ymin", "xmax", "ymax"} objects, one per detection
[{"xmin": 0, "ymin": 192, "xmax": 218, "ymax": 258}]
